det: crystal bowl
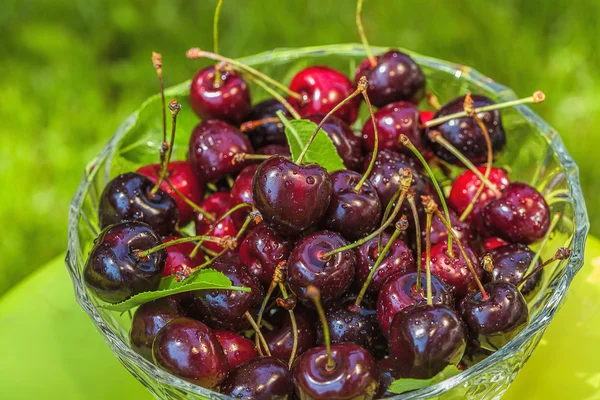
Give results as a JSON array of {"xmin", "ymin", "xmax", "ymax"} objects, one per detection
[{"xmin": 66, "ymin": 44, "xmax": 588, "ymax": 399}]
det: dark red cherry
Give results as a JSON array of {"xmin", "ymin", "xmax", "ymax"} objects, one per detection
[
  {"xmin": 98, "ymin": 172, "xmax": 178, "ymax": 236},
  {"xmin": 322, "ymin": 170, "xmax": 382, "ymax": 241},
  {"xmin": 242, "ymin": 98, "xmax": 290, "ymax": 148},
  {"xmin": 221, "ymin": 357, "xmax": 292, "ymax": 400},
  {"xmin": 428, "ymin": 94, "xmax": 506, "ymax": 165},
  {"xmin": 362, "ymin": 101, "xmax": 425, "ymax": 155},
  {"xmin": 355, "ymin": 232, "xmax": 416, "ymax": 294},
  {"xmin": 355, "ymin": 50, "xmax": 426, "ymax": 107},
  {"xmin": 377, "ymin": 272, "xmax": 455, "ymax": 337},
  {"xmin": 306, "ymin": 114, "xmax": 362, "ymax": 170},
  {"xmin": 238, "ymin": 223, "xmax": 293, "ymax": 287},
  {"xmin": 230, "ymin": 164, "xmax": 258, "ymax": 229},
  {"xmin": 485, "ymin": 244, "xmax": 544, "ymax": 300},
  {"xmin": 458, "ymin": 281, "xmax": 529, "ymax": 351},
  {"xmin": 287, "ymin": 230, "xmax": 356, "ymax": 307},
  {"xmin": 264, "ymin": 308, "xmax": 316, "ymax": 363},
  {"xmin": 84, "ymin": 222, "xmax": 165, "ymax": 303},
  {"xmin": 421, "ymin": 207, "xmax": 475, "ymax": 248},
  {"xmin": 376, "ymin": 358, "xmax": 402, "ymax": 398},
  {"xmin": 257, "ymin": 144, "xmax": 291, "ymax": 157},
  {"xmin": 189, "ymin": 66, "xmax": 251, "ymax": 124},
  {"xmin": 153, "ymin": 317, "xmax": 228, "ymax": 388},
  {"xmin": 129, "ymin": 295, "xmax": 187, "ymax": 360},
  {"xmin": 421, "ymin": 240, "xmax": 481, "ymax": 298},
  {"xmin": 482, "ymin": 237, "xmax": 510, "ymax": 252},
  {"xmin": 288, "ymin": 66, "xmax": 360, "ymax": 124},
  {"xmin": 292, "ymin": 343, "xmax": 379, "ymax": 400},
  {"xmin": 191, "ymin": 259, "xmax": 263, "ymax": 331},
  {"xmin": 188, "ymin": 119, "xmax": 253, "ymax": 183},
  {"xmin": 195, "ymin": 192, "xmax": 239, "ymax": 253},
  {"xmin": 253, "ymin": 156, "xmax": 332, "ymax": 236},
  {"xmin": 161, "ymin": 236, "xmax": 204, "ymax": 278},
  {"xmin": 483, "ymin": 182, "xmax": 550, "ymax": 244},
  {"xmin": 388, "ymin": 304, "xmax": 466, "ymax": 379},
  {"xmin": 136, "ymin": 161, "xmax": 204, "ymax": 226},
  {"xmin": 214, "ymin": 329, "xmax": 259, "ymax": 370}
]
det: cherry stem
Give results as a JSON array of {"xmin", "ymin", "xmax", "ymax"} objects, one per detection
[
  {"xmin": 164, "ymin": 176, "xmax": 214, "ymax": 222},
  {"xmin": 377, "ymin": 184, "xmax": 405, "ymax": 254},
  {"xmin": 459, "ymin": 94, "xmax": 494, "ymax": 221},
  {"xmin": 407, "ymin": 193, "xmax": 423, "ymax": 292},
  {"xmin": 356, "ymin": 0, "xmax": 376, "ymax": 67},
  {"xmin": 278, "ymin": 282, "xmax": 298, "ymax": 368},
  {"xmin": 136, "ymin": 235, "xmax": 223, "ymax": 258},
  {"xmin": 153, "ymin": 99, "xmax": 181, "ymax": 193},
  {"xmin": 212, "ymin": 0, "xmax": 224, "ymax": 86},
  {"xmin": 424, "ymin": 91, "xmax": 546, "ymax": 128},
  {"xmin": 240, "ymin": 117, "xmax": 281, "ymax": 132},
  {"xmin": 242, "ymin": 73, "xmax": 301, "ymax": 120},
  {"xmin": 519, "ymin": 247, "xmax": 571, "ymax": 288},
  {"xmin": 354, "ymin": 217, "xmax": 407, "ymax": 309},
  {"xmin": 428, "ymin": 131, "xmax": 502, "ymax": 196},
  {"xmin": 151, "ymin": 52, "xmax": 166, "ymax": 148},
  {"xmin": 245, "ymin": 311, "xmax": 272, "ymax": 356},
  {"xmin": 523, "ymin": 212, "xmax": 562, "ymax": 277},
  {"xmin": 400, "ymin": 134, "xmax": 454, "ymax": 255},
  {"xmin": 255, "ymin": 280, "xmax": 278, "ymax": 354},
  {"xmin": 424, "ymin": 211, "xmax": 433, "ymax": 305},
  {"xmin": 427, "ymin": 92, "xmax": 441, "ymax": 110},
  {"xmin": 322, "ymin": 168, "xmax": 411, "ymax": 259},
  {"xmin": 428, "ymin": 199, "xmax": 489, "ymax": 300},
  {"xmin": 296, "ymin": 78, "xmax": 367, "ymax": 165},
  {"xmin": 354, "ymin": 82, "xmax": 379, "ymax": 193},
  {"xmin": 232, "ymin": 153, "xmax": 274, "ymax": 165},
  {"xmin": 186, "ymin": 48, "xmax": 302, "ymax": 100},
  {"xmin": 306, "ymin": 285, "xmax": 336, "ymax": 370}
]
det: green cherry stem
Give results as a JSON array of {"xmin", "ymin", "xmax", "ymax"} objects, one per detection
[
  {"xmin": 377, "ymin": 183, "xmax": 405, "ymax": 254},
  {"xmin": 212, "ymin": 0, "xmax": 224, "ymax": 86},
  {"xmin": 424, "ymin": 209, "xmax": 433, "ymax": 305},
  {"xmin": 245, "ymin": 311, "xmax": 272, "ymax": 356},
  {"xmin": 136, "ymin": 234, "xmax": 223, "ymax": 258},
  {"xmin": 296, "ymin": 77, "xmax": 367, "ymax": 165},
  {"xmin": 407, "ymin": 192, "xmax": 423, "ymax": 292},
  {"xmin": 424, "ymin": 91, "xmax": 546, "ymax": 128},
  {"xmin": 151, "ymin": 52, "xmax": 167, "ymax": 147},
  {"xmin": 356, "ymin": 0, "xmax": 376, "ymax": 67},
  {"xmin": 254, "ymin": 264, "xmax": 284, "ymax": 351},
  {"xmin": 306, "ymin": 285, "xmax": 336, "ymax": 370},
  {"xmin": 519, "ymin": 247, "xmax": 571, "ymax": 288},
  {"xmin": 240, "ymin": 117, "xmax": 280, "ymax": 132},
  {"xmin": 242, "ymin": 72, "xmax": 301, "ymax": 120},
  {"xmin": 153, "ymin": 99, "xmax": 181, "ymax": 193},
  {"xmin": 277, "ymin": 282, "xmax": 299, "ymax": 368},
  {"xmin": 164, "ymin": 176, "xmax": 214, "ymax": 222},
  {"xmin": 354, "ymin": 79, "xmax": 378, "ymax": 192},
  {"xmin": 400, "ymin": 134, "xmax": 454, "ymax": 255},
  {"xmin": 523, "ymin": 212, "xmax": 562, "ymax": 277}
]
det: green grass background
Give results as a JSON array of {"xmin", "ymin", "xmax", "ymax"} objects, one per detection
[{"xmin": 0, "ymin": 0, "xmax": 598, "ymax": 296}]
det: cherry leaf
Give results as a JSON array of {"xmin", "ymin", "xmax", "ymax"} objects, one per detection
[{"xmin": 387, "ymin": 365, "xmax": 462, "ymax": 394}]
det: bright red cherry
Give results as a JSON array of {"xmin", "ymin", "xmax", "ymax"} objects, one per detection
[
  {"xmin": 195, "ymin": 192, "xmax": 239, "ymax": 253},
  {"xmin": 288, "ymin": 66, "xmax": 360, "ymax": 124},
  {"xmin": 214, "ymin": 329, "xmax": 259, "ymax": 370},
  {"xmin": 482, "ymin": 237, "xmax": 510, "ymax": 252},
  {"xmin": 307, "ymin": 114, "xmax": 363, "ymax": 170},
  {"xmin": 419, "ymin": 110, "xmax": 435, "ymax": 124},
  {"xmin": 189, "ymin": 66, "xmax": 251, "ymax": 124},
  {"xmin": 230, "ymin": 164, "xmax": 258, "ymax": 229},
  {"xmin": 162, "ymin": 236, "xmax": 204, "ymax": 278}
]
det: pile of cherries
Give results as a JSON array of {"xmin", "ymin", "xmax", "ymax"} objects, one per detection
[{"xmin": 82, "ymin": 40, "xmax": 567, "ymax": 399}]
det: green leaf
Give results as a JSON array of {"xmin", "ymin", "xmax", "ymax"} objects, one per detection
[
  {"xmin": 277, "ymin": 111, "xmax": 346, "ymax": 173},
  {"xmin": 99, "ymin": 269, "xmax": 250, "ymax": 312},
  {"xmin": 387, "ymin": 365, "xmax": 462, "ymax": 394}
]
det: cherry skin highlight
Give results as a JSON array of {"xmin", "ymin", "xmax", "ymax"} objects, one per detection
[
  {"xmin": 214, "ymin": 329, "xmax": 259, "ymax": 370},
  {"xmin": 485, "ymin": 244, "xmax": 544, "ymax": 300},
  {"xmin": 194, "ymin": 192, "xmax": 239, "ymax": 253}
]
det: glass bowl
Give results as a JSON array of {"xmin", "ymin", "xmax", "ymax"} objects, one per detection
[{"xmin": 66, "ymin": 44, "xmax": 588, "ymax": 399}]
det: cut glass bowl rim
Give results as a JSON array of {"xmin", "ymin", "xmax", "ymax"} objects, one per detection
[{"xmin": 66, "ymin": 43, "xmax": 589, "ymax": 399}]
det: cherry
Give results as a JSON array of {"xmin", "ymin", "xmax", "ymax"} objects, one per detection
[
  {"xmin": 242, "ymin": 98, "xmax": 290, "ymax": 148},
  {"xmin": 84, "ymin": 221, "xmax": 165, "ymax": 303},
  {"xmin": 253, "ymin": 156, "xmax": 332, "ymax": 237},
  {"xmin": 322, "ymin": 169, "xmax": 382, "ymax": 241},
  {"xmin": 161, "ymin": 236, "xmax": 204, "ymax": 278},
  {"xmin": 238, "ymin": 223, "xmax": 293, "ymax": 288},
  {"xmin": 153, "ymin": 317, "xmax": 228, "ymax": 388},
  {"xmin": 421, "ymin": 240, "xmax": 482, "ymax": 298},
  {"xmin": 388, "ymin": 304, "xmax": 466, "ymax": 379},
  {"xmin": 189, "ymin": 66, "xmax": 251, "ymax": 124},
  {"xmin": 230, "ymin": 164, "xmax": 258, "ymax": 229},
  {"xmin": 136, "ymin": 161, "xmax": 204, "ymax": 226},
  {"xmin": 292, "ymin": 343, "xmax": 379, "ymax": 399},
  {"xmin": 377, "ymin": 272, "xmax": 455, "ymax": 337},
  {"xmin": 419, "ymin": 110, "xmax": 435, "ymax": 124},
  {"xmin": 188, "ymin": 119, "xmax": 253, "ymax": 183},
  {"xmin": 195, "ymin": 192, "xmax": 239, "ymax": 253},
  {"xmin": 288, "ymin": 66, "xmax": 360, "ymax": 124},
  {"xmin": 306, "ymin": 114, "xmax": 362, "ymax": 170},
  {"xmin": 427, "ymin": 94, "xmax": 506, "ymax": 165},
  {"xmin": 483, "ymin": 182, "xmax": 550, "ymax": 244},
  {"xmin": 421, "ymin": 208, "xmax": 475, "ymax": 248},
  {"xmin": 257, "ymin": 144, "xmax": 291, "ymax": 157},
  {"xmin": 191, "ymin": 259, "xmax": 263, "ymax": 331},
  {"xmin": 220, "ymin": 357, "xmax": 292, "ymax": 400},
  {"xmin": 214, "ymin": 329, "xmax": 259, "ymax": 370},
  {"xmin": 485, "ymin": 244, "xmax": 544, "ymax": 300},
  {"xmin": 287, "ymin": 230, "xmax": 356, "ymax": 307},
  {"xmin": 129, "ymin": 295, "xmax": 187, "ymax": 360},
  {"xmin": 361, "ymin": 101, "xmax": 425, "ymax": 155},
  {"xmin": 458, "ymin": 281, "xmax": 529, "ymax": 351},
  {"xmin": 355, "ymin": 50, "xmax": 426, "ymax": 107},
  {"xmin": 98, "ymin": 172, "xmax": 178, "ymax": 237},
  {"xmin": 482, "ymin": 237, "xmax": 510, "ymax": 252},
  {"xmin": 355, "ymin": 232, "xmax": 416, "ymax": 294},
  {"xmin": 264, "ymin": 308, "xmax": 316, "ymax": 364}
]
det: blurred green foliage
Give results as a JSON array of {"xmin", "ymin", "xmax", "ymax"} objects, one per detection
[{"xmin": 0, "ymin": 0, "xmax": 598, "ymax": 295}]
